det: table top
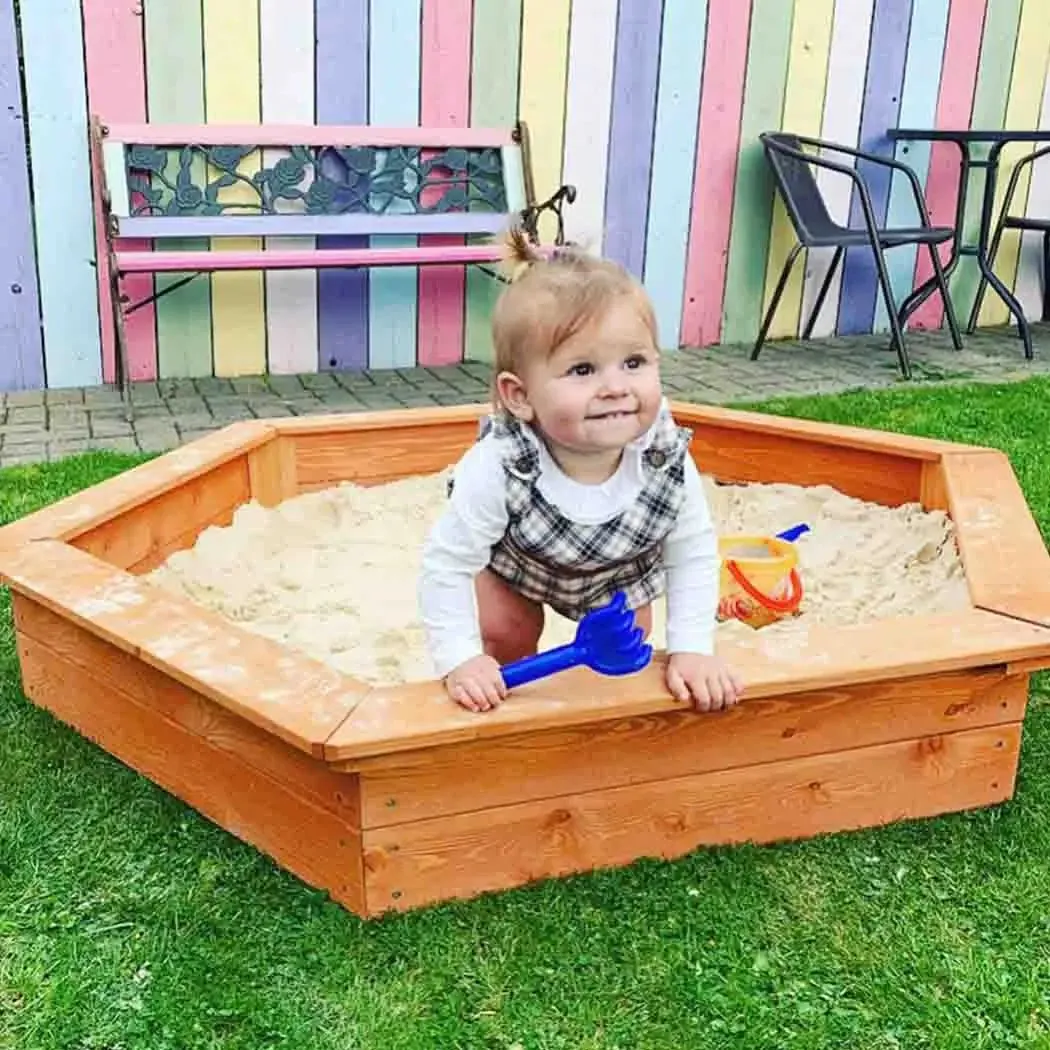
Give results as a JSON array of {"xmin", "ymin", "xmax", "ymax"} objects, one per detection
[{"xmin": 890, "ymin": 128, "xmax": 1050, "ymax": 144}]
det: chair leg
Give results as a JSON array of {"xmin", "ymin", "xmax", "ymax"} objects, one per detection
[
  {"xmin": 1042, "ymin": 231, "xmax": 1050, "ymax": 323},
  {"xmin": 109, "ymin": 258, "xmax": 134, "ymax": 424},
  {"xmin": 870, "ymin": 239, "xmax": 911, "ymax": 379},
  {"xmin": 802, "ymin": 246, "xmax": 844, "ymax": 340},
  {"xmin": 926, "ymin": 243, "xmax": 964, "ymax": 350},
  {"xmin": 751, "ymin": 242, "xmax": 804, "ymax": 361}
]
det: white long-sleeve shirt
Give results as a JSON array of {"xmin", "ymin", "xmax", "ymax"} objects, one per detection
[{"xmin": 418, "ymin": 415, "xmax": 720, "ymax": 679}]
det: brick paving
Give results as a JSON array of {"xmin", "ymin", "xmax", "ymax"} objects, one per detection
[{"xmin": 1, "ymin": 325, "xmax": 1049, "ymax": 467}]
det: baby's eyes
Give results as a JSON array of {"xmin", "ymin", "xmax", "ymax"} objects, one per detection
[{"xmin": 566, "ymin": 353, "xmax": 649, "ymax": 377}]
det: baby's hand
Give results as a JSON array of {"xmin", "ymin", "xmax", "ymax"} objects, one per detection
[
  {"xmin": 444, "ymin": 654, "xmax": 507, "ymax": 713},
  {"xmin": 666, "ymin": 652, "xmax": 744, "ymax": 712}
]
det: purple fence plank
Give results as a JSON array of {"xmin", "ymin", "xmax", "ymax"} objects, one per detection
[
  {"xmin": 315, "ymin": 0, "xmax": 369, "ymax": 371},
  {"xmin": 0, "ymin": 4, "xmax": 44, "ymax": 390},
  {"xmin": 602, "ymin": 0, "xmax": 664, "ymax": 277},
  {"xmin": 837, "ymin": 0, "xmax": 914, "ymax": 335}
]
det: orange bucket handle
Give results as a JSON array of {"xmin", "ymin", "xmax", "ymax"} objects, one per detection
[{"xmin": 726, "ymin": 559, "xmax": 803, "ymax": 613}]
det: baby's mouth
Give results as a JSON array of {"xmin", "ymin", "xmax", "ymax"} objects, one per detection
[{"xmin": 587, "ymin": 408, "xmax": 637, "ymax": 420}]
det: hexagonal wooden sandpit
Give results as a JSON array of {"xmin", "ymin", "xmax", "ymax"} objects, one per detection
[{"xmin": 2, "ymin": 403, "xmax": 1050, "ymax": 917}]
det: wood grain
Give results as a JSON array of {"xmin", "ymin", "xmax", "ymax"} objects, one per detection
[
  {"xmin": 18, "ymin": 626, "xmax": 365, "ymax": 915},
  {"xmin": 0, "ymin": 542, "xmax": 370, "ymax": 756},
  {"xmin": 327, "ymin": 607, "xmax": 1050, "ymax": 760},
  {"xmin": 247, "ymin": 434, "xmax": 298, "ymax": 506},
  {"xmin": 16, "ymin": 598, "xmax": 360, "ymax": 823},
  {"xmin": 942, "ymin": 450, "xmax": 1050, "ymax": 626},
  {"xmin": 73, "ymin": 456, "xmax": 250, "ymax": 572},
  {"xmin": 352, "ymin": 668, "xmax": 1027, "ymax": 827},
  {"xmin": 0, "ymin": 421, "xmax": 273, "ymax": 549},
  {"xmin": 362, "ymin": 723, "xmax": 1021, "ymax": 913}
]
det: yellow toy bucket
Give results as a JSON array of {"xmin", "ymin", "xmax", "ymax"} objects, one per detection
[{"xmin": 717, "ymin": 534, "xmax": 803, "ymax": 629}]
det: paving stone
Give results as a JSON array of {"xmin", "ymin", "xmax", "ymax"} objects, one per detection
[
  {"xmin": 5, "ymin": 390, "xmax": 46, "ymax": 407},
  {"xmin": 134, "ymin": 426, "xmax": 181, "ymax": 453},
  {"xmin": 246, "ymin": 399, "xmax": 295, "ymax": 418},
  {"xmin": 231, "ymin": 376, "xmax": 271, "ymax": 395},
  {"xmin": 46, "ymin": 388, "xmax": 86, "ymax": 405},
  {"xmin": 2, "ymin": 425, "xmax": 50, "ymax": 446},
  {"xmin": 266, "ymin": 374, "xmax": 307, "ymax": 396},
  {"xmin": 91, "ymin": 416, "xmax": 135, "ymax": 438},
  {"xmin": 128, "ymin": 382, "xmax": 163, "ymax": 403},
  {"xmin": 83, "ymin": 386, "xmax": 126, "ymax": 406},
  {"xmin": 6, "ymin": 406, "xmax": 46, "ymax": 426},
  {"xmin": 193, "ymin": 376, "xmax": 234, "ymax": 395},
  {"xmin": 1, "ymin": 448, "xmax": 45, "ymax": 466},
  {"xmin": 90, "ymin": 436, "xmax": 140, "ymax": 454},
  {"xmin": 177, "ymin": 426, "xmax": 221, "ymax": 443},
  {"xmin": 300, "ymin": 371, "xmax": 341, "ymax": 390}
]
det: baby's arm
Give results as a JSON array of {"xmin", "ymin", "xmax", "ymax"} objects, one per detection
[
  {"xmin": 662, "ymin": 455, "xmax": 720, "ymax": 655},
  {"xmin": 418, "ymin": 439, "xmax": 510, "ymax": 680},
  {"xmin": 661, "ymin": 456, "xmax": 742, "ymax": 710}
]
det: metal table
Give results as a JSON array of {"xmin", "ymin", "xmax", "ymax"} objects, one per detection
[{"xmin": 889, "ymin": 128, "xmax": 1050, "ymax": 359}]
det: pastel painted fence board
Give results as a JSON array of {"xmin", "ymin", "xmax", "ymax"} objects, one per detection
[
  {"xmin": 0, "ymin": 1, "xmax": 44, "ymax": 390},
  {"xmin": 11, "ymin": 0, "xmax": 1050, "ymax": 387}
]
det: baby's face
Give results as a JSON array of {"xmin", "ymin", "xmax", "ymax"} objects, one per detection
[{"xmin": 524, "ymin": 299, "xmax": 663, "ymax": 462}]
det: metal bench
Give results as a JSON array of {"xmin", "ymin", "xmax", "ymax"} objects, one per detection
[{"xmin": 89, "ymin": 118, "xmax": 576, "ymax": 414}]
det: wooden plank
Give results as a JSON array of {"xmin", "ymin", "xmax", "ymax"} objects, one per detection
[
  {"xmin": 689, "ymin": 425, "xmax": 927, "ymax": 506},
  {"xmin": 19, "ymin": 0, "xmax": 102, "ymax": 388},
  {"xmin": 909, "ymin": 0, "xmax": 987, "ymax": 332},
  {"xmin": 760, "ymin": 0, "xmax": 836, "ymax": 340},
  {"xmin": 367, "ymin": 0, "xmax": 421, "ymax": 371},
  {"xmin": 260, "ymin": 0, "xmax": 318, "ymax": 376},
  {"xmin": 71, "ymin": 456, "xmax": 251, "ymax": 573},
  {"xmin": 977, "ymin": 0, "xmax": 1050, "ymax": 327},
  {"xmin": 326, "ymin": 607, "xmax": 1050, "ymax": 760},
  {"xmin": 720, "ymin": 0, "xmax": 796, "ymax": 345},
  {"xmin": 464, "ymin": 0, "xmax": 523, "ymax": 365},
  {"xmin": 362, "ymin": 723, "xmax": 1021, "ymax": 914},
  {"xmin": 642, "ymin": 0, "xmax": 708, "ymax": 348},
  {"xmin": 602, "ymin": 0, "xmax": 663, "ymax": 277},
  {"xmin": 800, "ymin": 0, "xmax": 875, "ymax": 339},
  {"xmin": 680, "ymin": 0, "xmax": 753, "ymax": 347},
  {"xmin": 942, "ymin": 450, "xmax": 1050, "ymax": 627},
  {"xmin": 82, "ymin": 0, "xmax": 157, "ymax": 383},
  {"xmin": 202, "ymin": 0, "xmax": 267, "ymax": 377},
  {"xmin": 0, "ymin": 0, "xmax": 44, "ymax": 390},
  {"xmin": 0, "ymin": 540, "xmax": 370, "ymax": 756},
  {"xmin": 417, "ymin": 0, "xmax": 472, "ymax": 368},
  {"xmin": 518, "ymin": 0, "xmax": 571, "ymax": 243},
  {"xmin": 837, "ymin": 0, "xmax": 913, "ymax": 336},
  {"xmin": 315, "ymin": 0, "xmax": 369, "ymax": 372},
  {"xmin": 0, "ymin": 421, "xmax": 274, "ymax": 549},
  {"xmin": 560, "ymin": 0, "xmax": 617, "ymax": 253},
  {"xmin": 873, "ymin": 0, "xmax": 950, "ymax": 334},
  {"xmin": 16, "ymin": 599, "xmax": 360, "ymax": 826},
  {"xmin": 144, "ymin": 0, "xmax": 214, "ymax": 380},
  {"xmin": 17, "ymin": 626, "xmax": 364, "ymax": 915},
  {"xmin": 247, "ymin": 435, "xmax": 298, "ymax": 507},
  {"xmin": 945, "ymin": 0, "xmax": 1023, "ymax": 327},
  {"xmin": 353, "ymin": 668, "xmax": 1027, "ymax": 826},
  {"xmin": 291, "ymin": 422, "xmax": 477, "ymax": 491}
]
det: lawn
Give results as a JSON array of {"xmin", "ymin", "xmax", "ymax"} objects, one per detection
[{"xmin": 3, "ymin": 379, "xmax": 1050, "ymax": 1049}]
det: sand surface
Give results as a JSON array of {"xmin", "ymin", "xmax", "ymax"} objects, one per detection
[{"xmin": 146, "ymin": 469, "xmax": 972, "ymax": 685}]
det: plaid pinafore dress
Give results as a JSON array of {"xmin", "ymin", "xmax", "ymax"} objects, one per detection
[{"xmin": 450, "ymin": 408, "xmax": 693, "ymax": 620}]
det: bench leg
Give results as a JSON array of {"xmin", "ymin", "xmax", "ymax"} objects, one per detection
[{"xmin": 108, "ymin": 259, "xmax": 134, "ymax": 423}]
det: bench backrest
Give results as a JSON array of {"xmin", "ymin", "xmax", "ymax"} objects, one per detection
[{"xmin": 93, "ymin": 121, "xmax": 531, "ymax": 241}]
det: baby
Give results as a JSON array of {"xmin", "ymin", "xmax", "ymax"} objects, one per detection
[{"xmin": 418, "ymin": 228, "xmax": 742, "ymax": 714}]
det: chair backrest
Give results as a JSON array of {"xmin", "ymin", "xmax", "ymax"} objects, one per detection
[
  {"xmin": 759, "ymin": 132, "xmax": 839, "ymax": 244},
  {"xmin": 92, "ymin": 119, "xmax": 530, "ymax": 241}
]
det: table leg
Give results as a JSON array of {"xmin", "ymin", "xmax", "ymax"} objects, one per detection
[
  {"xmin": 897, "ymin": 140, "xmax": 970, "ymax": 327},
  {"xmin": 966, "ymin": 141, "xmax": 1033, "ymax": 358}
]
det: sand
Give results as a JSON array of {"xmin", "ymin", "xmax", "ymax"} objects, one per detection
[{"xmin": 146, "ymin": 469, "xmax": 972, "ymax": 685}]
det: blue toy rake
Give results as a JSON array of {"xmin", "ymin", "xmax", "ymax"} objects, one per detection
[{"xmin": 500, "ymin": 590, "xmax": 652, "ymax": 689}]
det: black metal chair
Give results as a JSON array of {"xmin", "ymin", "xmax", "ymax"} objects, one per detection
[
  {"xmin": 754, "ymin": 132, "xmax": 963, "ymax": 378},
  {"xmin": 969, "ymin": 144, "xmax": 1050, "ymax": 329}
]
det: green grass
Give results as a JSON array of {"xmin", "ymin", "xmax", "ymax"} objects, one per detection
[{"xmin": 5, "ymin": 379, "xmax": 1050, "ymax": 1049}]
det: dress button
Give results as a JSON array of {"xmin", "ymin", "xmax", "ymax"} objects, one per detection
[{"xmin": 647, "ymin": 449, "xmax": 667, "ymax": 467}]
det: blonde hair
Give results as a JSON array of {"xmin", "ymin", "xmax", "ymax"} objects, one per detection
[{"xmin": 489, "ymin": 226, "xmax": 657, "ymax": 409}]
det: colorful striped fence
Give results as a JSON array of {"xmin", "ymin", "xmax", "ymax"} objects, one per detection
[{"xmin": 3, "ymin": 0, "xmax": 1050, "ymax": 389}]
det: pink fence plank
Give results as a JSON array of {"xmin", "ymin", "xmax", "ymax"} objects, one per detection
[
  {"xmin": 82, "ymin": 0, "xmax": 157, "ymax": 382},
  {"xmin": 909, "ymin": 0, "xmax": 987, "ymax": 331},
  {"xmin": 417, "ymin": 0, "xmax": 473, "ymax": 367},
  {"xmin": 680, "ymin": 0, "xmax": 752, "ymax": 347}
]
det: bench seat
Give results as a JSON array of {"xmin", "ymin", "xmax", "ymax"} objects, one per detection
[{"xmin": 115, "ymin": 243, "xmax": 519, "ymax": 275}]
